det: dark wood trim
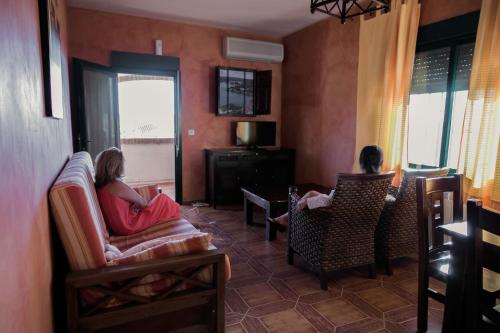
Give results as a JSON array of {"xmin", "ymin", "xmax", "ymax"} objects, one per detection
[
  {"xmin": 66, "ymin": 250, "xmax": 226, "ymax": 333},
  {"xmin": 111, "ymin": 51, "xmax": 180, "ymax": 72}
]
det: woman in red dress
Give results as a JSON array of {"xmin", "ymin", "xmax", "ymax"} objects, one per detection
[{"xmin": 95, "ymin": 147, "xmax": 180, "ymax": 236}]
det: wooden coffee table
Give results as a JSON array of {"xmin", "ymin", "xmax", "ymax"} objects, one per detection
[{"xmin": 242, "ymin": 183, "xmax": 330, "ymax": 241}]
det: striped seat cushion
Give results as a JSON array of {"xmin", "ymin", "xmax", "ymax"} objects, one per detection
[
  {"xmin": 49, "ymin": 152, "xmax": 110, "ymax": 270},
  {"xmin": 108, "ymin": 232, "xmax": 212, "ymax": 265},
  {"xmin": 110, "ymin": 218, "xmax": 198, "ymax": 251}
]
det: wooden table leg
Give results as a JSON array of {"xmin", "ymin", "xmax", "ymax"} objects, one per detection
[
  {"xmin": 244, "ymin": 196, "xmax": 254, "ymax": 225},
  {"xmin": 266, "ymin": 204, "xmax": 277, "ymax": 241}
]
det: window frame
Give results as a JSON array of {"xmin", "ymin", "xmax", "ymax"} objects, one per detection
[{"xmin": 408, "ymin": 11, "xmax": 479, "ymax": 170}]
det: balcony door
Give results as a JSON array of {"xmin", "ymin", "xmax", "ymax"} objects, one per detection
[
  {"xmin": 73, "ymin": 53, "xmax": 182, "ymax": 203},
  {"xmin": 73, "ymin": 60, "xmax": 120, "ymax": 161}
]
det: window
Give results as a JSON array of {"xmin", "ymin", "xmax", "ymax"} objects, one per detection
[{"xmin": 408, "ymin": 42, "xmax": 474, "ymax": 169}]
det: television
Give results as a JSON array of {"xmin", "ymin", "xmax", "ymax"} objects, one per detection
[{"xmin": 234, "ymin": 121, "xmax": 276, "ymax": 147}]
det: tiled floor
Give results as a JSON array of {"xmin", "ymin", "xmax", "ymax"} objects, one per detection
[{"xmin": 184, "ymin": 206, "xmax": 445, "ymax": 333}]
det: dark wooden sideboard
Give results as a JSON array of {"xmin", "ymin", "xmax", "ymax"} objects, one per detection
[{"xmin": 205, "ymin": 148, "xmax": 295, "ymax": 208}]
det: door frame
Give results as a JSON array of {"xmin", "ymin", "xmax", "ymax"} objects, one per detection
[{"xmin": 111, "ymin": 52, "xmax": 183, "ymax": 204}]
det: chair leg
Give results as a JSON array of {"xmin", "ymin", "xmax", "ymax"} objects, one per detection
[
  {"xmin": 385, "ymin": 258, "xmax": 393, "ymax": 276},
  {"xmin": 287, "ymin": 247, "xmax": 294, "ymax": 265},
  {"xmin": 417, "ymin": 279, "xmax": 429, "ymax": 332},
  {"xmin": 368, "ymin": 263, "xmax": 377, "ymax": 279},
  {"xmin": 320, "ymin": 270, "xmax": 328, "ymax": 290}
]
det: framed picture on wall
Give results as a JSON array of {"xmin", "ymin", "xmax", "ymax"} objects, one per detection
[
  {"xmin": 216, "ymin": 67, "xmax": 256, "ymax": 116},
  {"xmin": 39, "ymin": 0, "xmax": 64, "ymax": 119}
]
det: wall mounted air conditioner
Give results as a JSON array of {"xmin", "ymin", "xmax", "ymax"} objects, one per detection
[{"xmin": 223, "ymin": 37, "xmax": 284, "ymax": 63}]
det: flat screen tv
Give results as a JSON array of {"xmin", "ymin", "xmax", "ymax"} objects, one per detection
[{"xmin": 234, "ymin": 121, "xmax": 276, "ymax": 147}]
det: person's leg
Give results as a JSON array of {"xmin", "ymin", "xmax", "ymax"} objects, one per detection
[
  {"xmin": 297, "ymin": 190, "xmax": 321, "ymax": 211},
  {"xmin": 273, "ymin": 212, "xmax": 289, "ymax": 226},
  {"xmin": 270, "ymin": 191, "xmax": 322, "ymax": 227}
]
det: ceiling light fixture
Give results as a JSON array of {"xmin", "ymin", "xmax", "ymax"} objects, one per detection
[{"xmin": 310, "ymin": 0, "xmax": 391, "ymax": 24}]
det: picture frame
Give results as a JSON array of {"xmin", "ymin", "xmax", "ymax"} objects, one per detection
[
  {"xmin": 39, "ymin": 0, "xmax": 64, "ymax": 119},
  {"xmin": 216, "ymin": 67, "xmax": 256, "ymax": 117}
]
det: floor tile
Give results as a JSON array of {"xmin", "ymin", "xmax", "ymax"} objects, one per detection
[
  {"xmin": 261, "ymin": 309, "xmax": 316, "ymax": 333},
  {"xmin": 356, "ymin": 287, "xmax": 410, "ymax": 312},
  {"xmin": 187, "ymin": 207, "xmax": 444, "ymax": 332},
  {"xmin": 295, "ymin": 302, "xmax": 336, "ymax": 332},
  {"xmin": 237, "ymin": 282, "xmax": 283, "ymax": 307},
  {"xmin": 313, "ymin": 298, "xmax": 367, "ymax": 326},
  {"xmin": 226, "ymin": 323, "xmax": 246, "ymax": 333}
]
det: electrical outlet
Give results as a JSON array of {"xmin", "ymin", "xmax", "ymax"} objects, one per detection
[{"xmin": 188, "ymin": 129, "xmax": 195, "ymax": 136}]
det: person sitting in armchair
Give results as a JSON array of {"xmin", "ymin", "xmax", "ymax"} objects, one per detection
[{"xmin": 268, "ymin": 145, "xmax": 384, "ymax": 229}]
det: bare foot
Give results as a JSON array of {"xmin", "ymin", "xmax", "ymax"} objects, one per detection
[
  {"xmin": 274, "ymin": 214, "xmax": 288, "ymax": 226},
  {"xmin": 268, "ymin": 217, "xmax": 287, "ymax": 232}
]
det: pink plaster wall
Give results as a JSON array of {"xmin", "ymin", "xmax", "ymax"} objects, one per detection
[
  {"xmin": 282, "ymin": 0, "xmax": 482, "ymax": 188},
  {"xmin": 282, "ymin": 19, "xmax": 359, "ymax": 187},
  {"xmin": 0, "ymin": 0, "xmax": 73, "ymax": 332},
  {"xmin": 67, "ymin": 8, "xmax": 283, "ymax": 202},
  {"xmin": 420, "ymin": 0, "xmax": 482, "ymax": 26}
]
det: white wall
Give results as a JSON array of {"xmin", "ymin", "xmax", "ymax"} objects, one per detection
[{"xmin": 121, "ymin": 141, "xmax": 175, "ymax": 183}]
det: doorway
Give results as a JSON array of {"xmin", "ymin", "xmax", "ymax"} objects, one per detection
[
  {"xmin": 73, "ymin": 53, "xmax": 182, "ymax": 203},
  {"xmin": 117, "ymin": 73, "xmax": 176, "ymax": 200}
]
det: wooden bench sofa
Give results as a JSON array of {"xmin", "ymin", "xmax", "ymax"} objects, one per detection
[{"xmin": 50, "ymin": 152, "xmax": 230, "ymax": 332}]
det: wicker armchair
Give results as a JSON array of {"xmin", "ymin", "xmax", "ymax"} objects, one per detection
[
  {"xmin": 287, "ymin": 172, "xmax": 395, "ymax": 290},
  {"xmin": 375, "ymin": 168, "xmax": 449, "ymax": 275}
]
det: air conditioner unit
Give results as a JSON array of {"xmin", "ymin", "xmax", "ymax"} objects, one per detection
[{"xmin": 223, "ymin": 37, "xmax": 284, "ymax": 63}]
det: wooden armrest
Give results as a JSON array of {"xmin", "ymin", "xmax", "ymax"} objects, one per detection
[{"xmin": 67, "ymin": 250, "xmax": 224, "ymax": 288}]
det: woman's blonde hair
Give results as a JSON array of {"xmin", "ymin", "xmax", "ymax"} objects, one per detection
[{"xmin": 95, "ymin": 147, "xmax": 124, "ymax": 188}]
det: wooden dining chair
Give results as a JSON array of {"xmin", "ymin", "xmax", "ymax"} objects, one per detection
[
  {"xmin": 416, "ymin": 174, "xmax": 463, "ymax": 332},
  {"xmin": 468, "ymin": 199, "xmax": 500, "ymax": 332}
]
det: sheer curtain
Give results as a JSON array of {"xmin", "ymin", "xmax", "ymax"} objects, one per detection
[
  {"xmin": 354, "ymin": 0, "xmax": 420, "ymax": 184},
  {"xmin": 458, "ymin": 0, "xmax": 500, "ymax": 209}
]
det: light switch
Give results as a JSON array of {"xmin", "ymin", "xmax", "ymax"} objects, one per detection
[{"xmin": 188, "ymin": 129, "xmax": 195, "ymax": 136}]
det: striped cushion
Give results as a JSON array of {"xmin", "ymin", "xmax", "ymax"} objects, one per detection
[
  {"xmin": 108, "ymin": 233, "xmax": 212, "ymax": 266},
  {"xmin": 110, "ymin": 218, "xmax": 197, "ymax": 251},
  {"xmin": 49, "ymin": 152, "xmax": 109, "ymax": 270}
]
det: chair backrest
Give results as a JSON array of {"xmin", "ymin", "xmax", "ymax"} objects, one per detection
[
  {"xmin": 49, "ymin": 151, "xmax": 110, "ymax": 271},
  {"xmin": 468, "ymin": 199, "xmax": 500, "ymax": 329},
  {"xmin": 397, "ymin": 168, "xmax": 450, "ymax": 204},
  {"xmin": 416, "ymin": 174, "xmax": 463, "ymax": 252},
  {"xmin": 329, "ymin": 172, "xmax": 395, "ymax": 233}
]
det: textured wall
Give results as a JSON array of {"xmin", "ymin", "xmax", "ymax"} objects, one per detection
[
  {"xmin": 282, "ymin": 0, "xmax": 482, "ymax": 188},
  {"xmin": 67, "ymin": 8, "xmax": 283, "ymax": 202},
  {"xmin": 420, "ymin": 0, "xmax": 482, "ymax": 26},
  {"xmin": 282, "ymin": 19, "xmax": 359, "ymax": 187},
  {"xmin": 0, "ymin": 0, "xmax": 72, "ymax": 332}
]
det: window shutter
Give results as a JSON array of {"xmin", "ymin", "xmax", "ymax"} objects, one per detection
[
  {"xmin": 411, "ymin": 47, "xmax": 451, "ymax": 94},
  {"xmin": 453, "ymin": 43, "xmax": 474, "ymax": 91}
]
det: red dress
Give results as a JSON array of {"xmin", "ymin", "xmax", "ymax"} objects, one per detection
[{"xmin": 97, "ymin": 184, "xmax": 180, "ymax": 235}]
